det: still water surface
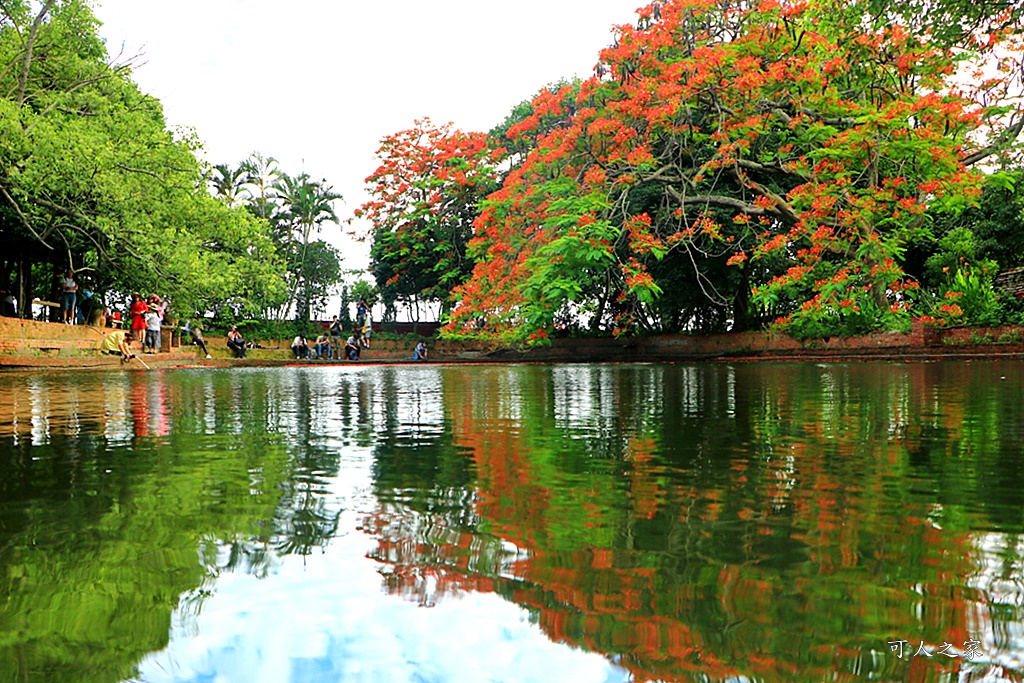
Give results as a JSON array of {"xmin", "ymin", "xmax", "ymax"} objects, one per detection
[{"xmin": 1, "ymin": 363, "xmax": 1023, "ymax": 682}]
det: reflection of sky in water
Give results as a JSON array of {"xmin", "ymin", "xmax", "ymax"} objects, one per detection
[
  {"xmin": 139, "ymin": 558, "xmax": 629, "ymax": 683},
  {"xmin": 135, "ymin": 434, "xmax": 630, "ymax": 683}
]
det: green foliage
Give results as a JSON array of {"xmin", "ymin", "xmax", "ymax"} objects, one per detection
[
  {"xmin": 349, "ymin": 279, "xmax": 379, "ymax": 308},
  {"xmin": 0, "ymin": 1, "xmax": 288, "ymax": 318},
  {"xmin": 223, "ymin": 318, "xmax": 320, "ymax": 342},
  {"xmin": 924, "ymin": 227, "xmax": 990, "ymax": 284},
  {"xmin": 931, "ymin": 268, "xmax": 1004, "ymax": 327},
  {"xmin": 774, "ymin": 295, "xmax": 911, "ymax": 341},
  {"xmin": 998, "ymin": 328, "xmax": 1024, "ymax": 344}
]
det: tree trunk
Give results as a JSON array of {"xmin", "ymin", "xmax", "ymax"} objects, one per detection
[
  {"xmin": 49, "ymin": 262, "xmax": 62, "ymax": 322},
  {"xmin": 15, "ymin": 255, "xmax": 30, "ymax": 319},
  {"xmin": 591, "ymin": 273, "xmax": 610, "ymax": 332},
  {"xmin": 732, "ymin": 262, "xmax": 750, "ymax": 332}
]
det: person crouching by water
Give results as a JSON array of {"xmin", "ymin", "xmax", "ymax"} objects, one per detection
[
  {"xmin": 227, "ymin": 326, "xmax": 246, "ymax": 358},
  {"xmin": 291, "ymin": 335, "xmax": 309, "ymax": 359},
  {"xmin": 143, "ymin": 304, "xmax": 161, "ymax": 354},
  {"xmin": 314, "ymin": 333, "xmax": 330, "ymax": 359},
  {"xmin": 410, "ymin": 340, "xmax": 427, "ymax": 361},
  {"xmin": 100, "ymin": 330, "xmax": 135, "ymax": 363},
  {"xmin": 344, "ymin": 333, "xmax": 360, "ymax": 360}
]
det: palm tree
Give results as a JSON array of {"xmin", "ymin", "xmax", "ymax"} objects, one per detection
[
  {"xmin": 207, "ymin": 163, "xmax": 250, "ymax": 208},
  {"xmin": 272, "ymin": 172, "xmax": 343, "ymax": 322},
  {"xmin": 240, "ymin": 152, "xmax": 280, "ymax": 221}
]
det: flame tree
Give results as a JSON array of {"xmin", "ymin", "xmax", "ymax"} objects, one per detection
[
  {"xmin": 356, "ymin": 118, "xmax": 505, "ymax": 322},
  {"xmin": 428, "ymin": 0, "xmax": 1023, "ymax": 344}
]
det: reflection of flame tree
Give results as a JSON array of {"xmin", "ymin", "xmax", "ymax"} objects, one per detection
[
  {"xmin": 366, "ymin": 364, "xmax": 1022, "ymax": 682},
  {"xmin": 364, "ymin": 367, "xmax": 491, "ymax": 605}
]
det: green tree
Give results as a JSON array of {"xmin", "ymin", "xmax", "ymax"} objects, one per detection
[
  {"xmin": 239, "ymin": 151, "xmax": 281, "ymax": 221},
  {"xmin": 0, "ymin": 0, "xmax": 286, "ymax": 318},
  {"xmin": 271, "ymin": 172, "xmax": 343, "ymax": 323}
]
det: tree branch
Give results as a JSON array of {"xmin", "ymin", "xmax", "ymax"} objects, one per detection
[
  {"xmin": 961, "ymin": 112, "xmax": 1024, "ymax": 166},
  {"xmin": 730, "ymin": 165, "xmax": 802, "ymax": 223},
  {"xmin": 25, "ymin": 195, "xmax": 154, "ymax": 269},
  {"xmin": 0, "ymin": 183, "xmax": 53, "ymax": 250},
  {"xmin": 16, "ymin": 0, "xmax": 55, "ymax": 107},
  {"xmin": 664, "ymin": 186, "xmax": 774, "ymax": 216}
]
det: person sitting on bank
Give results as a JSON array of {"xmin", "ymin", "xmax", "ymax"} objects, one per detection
[
  {"xmin": 345, "ymin": 334, "xmax": 360, "ymax": 361},
  {"xmin": 410, "ymin": 340, "xmax": 428, "ymax": 361},
  {"xmin": 227, "ymin": 326, "xmax": 246, "ymax": 358},
  {"xmin": 313, "ymin": 333, "xmax": 330, "ymax": 359},
  {"xmin": 100, "ymin": 330, "xmax": 134, "ymax": 362},
  {"xmin": 291, "ymin": 335, "xmax": 309, "ymax": 359}
]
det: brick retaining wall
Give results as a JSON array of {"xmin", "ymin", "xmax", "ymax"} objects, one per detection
[{"xmin": 5, "ymin": 315, "xmax": 1024, "ymax": 367}]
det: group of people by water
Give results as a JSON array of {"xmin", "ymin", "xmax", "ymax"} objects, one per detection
[
  {"xmin": 291, "ymin": 300, "xmax": 375, "ymax": 361},
  {"xmin": 35, "ymin": 280, "xmax": 432, "ymax": 364}
]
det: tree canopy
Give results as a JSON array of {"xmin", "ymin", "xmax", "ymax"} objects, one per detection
[{"xmin": 357, "ymin": 118, "xmax": 504, "ymax": 321}]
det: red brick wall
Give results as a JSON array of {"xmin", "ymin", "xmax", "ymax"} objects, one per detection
[{"xmin": 0, "ymin": 317, "xmax": 110, "ymax": 356}]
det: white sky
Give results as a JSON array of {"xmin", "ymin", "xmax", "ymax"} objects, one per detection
[{"xmin": 94, "ymin": 0, "xmax": 643, "ymax": 272}]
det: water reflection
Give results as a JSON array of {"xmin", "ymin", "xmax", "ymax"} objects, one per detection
[{"xmin": 0, "ymin": 363, "xmax": 1022, "ymax": 682}]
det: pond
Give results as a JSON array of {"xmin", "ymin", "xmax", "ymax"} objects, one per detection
[{"xmin": 1, "ymin": 362, "xmax": 1023, "ymax": 682}]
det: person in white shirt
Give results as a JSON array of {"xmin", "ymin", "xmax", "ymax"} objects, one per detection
[
  {"xmin": 291, "ymin": 335, "xmax": 309, "ymax": 359},
  {"xmin": 60, "ymin": 269, "xmax": 78, "ymax": 324},
  {"xmin": 144, "ymin": 306, "xmax": 161, "ymax": 353}
]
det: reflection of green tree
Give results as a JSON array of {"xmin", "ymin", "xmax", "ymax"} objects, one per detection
[{"xmin": 0, "ymin": 371, "xmax": 342, "ymax": 683}]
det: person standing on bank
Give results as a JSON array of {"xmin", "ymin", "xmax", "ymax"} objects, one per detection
[
  {"xmin": 356, "ymin": 299, "xmax": 368, "ymax": 329},
  {"xmin": 329, "ymin": 315, "xmax": 343, "ymax": 360},
  {"xmin": 144, "ymin": 304, "xmax": 162, "ymax": 353},
  {"xmin": 129, "ymin": 292, "xmax": 148, "ymax": 343},
  {"xmin": 60, "ymin": 269, "xmax": 78, "ymax": 324}
]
